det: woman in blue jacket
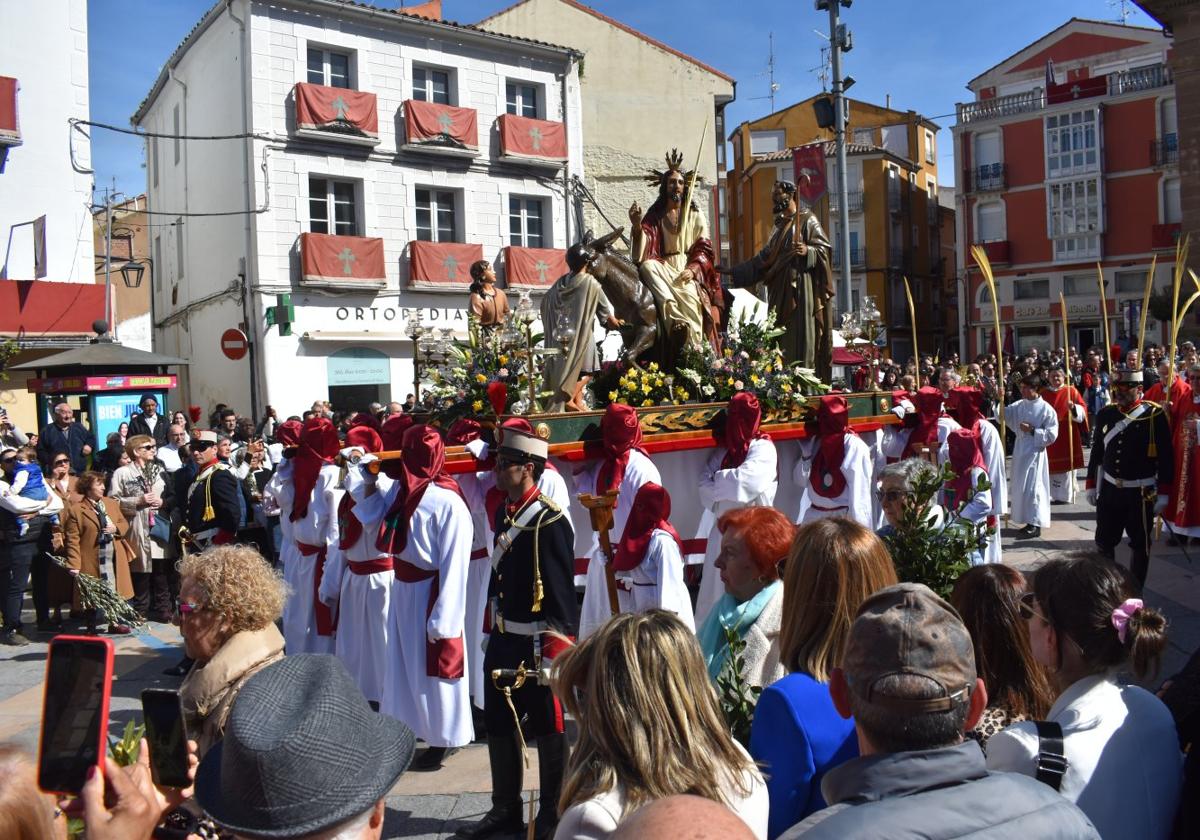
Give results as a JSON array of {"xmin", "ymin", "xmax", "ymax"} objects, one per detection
[{"xmin": 749, "ymin": 517, "xmax": 898, "ymax": 838}]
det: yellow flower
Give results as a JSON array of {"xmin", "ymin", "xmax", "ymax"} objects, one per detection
[
  {"xmin": 675, "ymin": 387, "xmax": 688, "ymax": 399},
  {"xmin": 782, "ymin": 382, "xmax": 793, "ymax": 392},
  {"xmin": 475, "ymin": 373, "xmax": 487, "ymax": 384},
  {"xmin": 498, "ymin": 355, "xmax": 508, "ymax": 365},
  {"xmin": 655, "ymin": 378, "xmax": 664, "ymax": 387},
  {"xmin": 724, "ymin": 348, "xmax": 733, "ymax": 358},
  {"xmin": 642, "ymin": 398, "xmax": 653, "ymax": 407},
  {"xmin": 750, "ymin": 374, "xmax": 761, "ymax": 385},
  {"xmin": 641, "ymin": 382, "xmax": 653, "ymax": 394},
  {"xmin": 472, "ymin": 400, "xmax": 484, "ymax": 412},
  {"xmin": 608, "ymin": 391, "xmax": 618, "ymax": 401},
  {"xmin": 727, "ymin": 377, "xmax": 735, "ymax": 386},
  {"xmin": 648, "ymin": 362, "xmax": 660, "ymax": 372}
]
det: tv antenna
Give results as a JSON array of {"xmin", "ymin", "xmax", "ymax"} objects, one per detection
[
  {"xmin": 749, "ymin": 32, "xmax": 782, "ymax": 113},
  {"xmin": 1109, "ymin": 0, "xmax": 1133, "ymax": 25},
  {"xmin": 810, "ymin": 29, "xmax": 832, "ymax": 92}
]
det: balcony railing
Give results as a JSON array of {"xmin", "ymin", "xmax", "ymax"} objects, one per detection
[
  {"xmin": 829, "ymin": 190, "xmax": 864, "ymax": 214},
  {"xmin": 974, "ymin": 239, "xmax": 1011, "ymax": 264},
  {"xmin": 832, "ymin": 247, "xmax": 867, "ymax": 269},
  {"xmin": 957, "ymin": 88, "xmax": 1045, "ymax": 125},
  {"xmin": 969, "ymin": 163, "xmax": 1007, "ymax": 193},
  {"xmin": 402, "ymin": 99, "xmax": 479, "ymax": 158},
  {"xmin": 1109, "ymin": 63, "xmax": 1173, "ymax": 96},
  {"xmin": 888, "ymin": 245, "xmax": 909, "ymax": 268},
  {"xmin": 1151, "ymin": 134, "xmax": 1179, "ymax": 167}
]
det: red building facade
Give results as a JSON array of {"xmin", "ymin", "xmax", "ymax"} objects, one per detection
[{"xmin": 953, "ymin": 19, "xmax": 1179, "ymax": 358}]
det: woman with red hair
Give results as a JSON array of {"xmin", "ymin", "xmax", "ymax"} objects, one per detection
[{"xmin": 697, "ymin": 505, "xmax": 795, "ymax": 691}]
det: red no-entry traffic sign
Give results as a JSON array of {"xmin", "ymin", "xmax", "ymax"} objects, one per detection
[{"xmin": 221, "ymin": 328, "xmax": 249, "ymax": 361}]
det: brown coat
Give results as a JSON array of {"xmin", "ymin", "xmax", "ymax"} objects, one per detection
[
  {"xmin": 179, "ymin": 625, "xmax": 286, "ymax": 758},
  {"xmin": 63, "ymin": 496, "xmax": 135, "ymax": 605}
]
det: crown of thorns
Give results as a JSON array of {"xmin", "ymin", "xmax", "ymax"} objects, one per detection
[{"xmin": 645, "ymin": 148, "xmax": 695, "ymax": 187}]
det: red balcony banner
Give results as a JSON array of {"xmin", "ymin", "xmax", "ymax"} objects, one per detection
[
  {"xmin": 498, "ymin": 114, "xmax": 568, "ymax": 162},
  {"xmin": 409, "ymin": 241, "xmax": 484, "ymax": 288},
  {"xmin": 300, "ymin": 232, "xmax": 386, "ymax": 283},
  {"xmin": 504, "ymin": 246, "xmax": 567, "ymax": 289},
  {"xmin": 0, "ymin": 77, "xmax": 19, "ymax": 144},
  {"xmin": 404, "ymin": 99, "xmax": 478, "ymax": 149},
  {"xmin": 294, "ymin": 83, "xmax": 378, "ymax": 139},
  {"xmin": 1152, "ymin": 223, "xmax": 1182, "ymax": 249},
  {"xmin": 792, "ymin": 143, "xmax": 827, "ymax": 207},
  {"xmin": 1046, "ymin": 76, "xmax": 1107, "ymax": 105}
]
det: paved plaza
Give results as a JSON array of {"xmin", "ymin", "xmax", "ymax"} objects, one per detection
[{"xmin": 2, "ymin": 479, "xmax": 1197, "ymax": 839}]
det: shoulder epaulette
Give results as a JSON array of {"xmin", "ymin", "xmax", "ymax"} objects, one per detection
[{"xmin": 538, "ymin": 493, "xmax": 560, "ymax": 513}]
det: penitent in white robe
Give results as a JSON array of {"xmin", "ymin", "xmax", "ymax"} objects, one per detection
[
  {"xmin": 614, "ymin": 529, "xmax": 695, "ymax": 631},
  {"xmin": 321, "ymin": 467, "xmax": 396, "ymax": 705},
  {"xmin": 358, "ymin": 482, "xmax": 474, "ymax": 748},
  {"xmin": 1005, "ymin": 397, "xmax": 1059, "ymax": 529},
  {"xmin": 578, "ymin": 450, "xmax": 661, "ymax": 638},
  {"xmin": 975, "ymin": 419, "xmax": 1008, "ymax": 519},
  {"xmin": 694, "ymin": 438, "xmax": 777, "ymax": 627},
  {"xmin": 795, "ymin": 434, "xmax": 875, "ymax": 528},
  {"xmin": 881, "ymin": 416, "xmax": 962, "ymax": 467},
  {"xmin": 278, "ymin": 463, "xmax": 340, "ymax": 656},
  {"xmin": 942, "ymin": 466, "xmax": 998, "ymax": 566}
]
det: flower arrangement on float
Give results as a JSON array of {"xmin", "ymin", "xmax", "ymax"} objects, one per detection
[{"xmin": 423, "ymin": 317, "xmax": 532, "ymax": 422}]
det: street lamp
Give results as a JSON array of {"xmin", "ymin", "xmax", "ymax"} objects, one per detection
[
  {"xmin": 405, "ymin": 311, "xmax": 426, "ymax": 402},
  {"xmin": 841, "ymin": 294, "xmax": 883, "ymax": 390},
  {"xmin": 119, "ymin": 258, "xmax": 150, "ymax": 288},
  {"xmin": 514, "ymin": 291, "xmax": 539, "ymax": 411}
]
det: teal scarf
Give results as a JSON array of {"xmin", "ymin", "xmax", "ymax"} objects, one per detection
[{"xmin": 698, "ymin": 580, "xmax": 781, "ymax": 681}]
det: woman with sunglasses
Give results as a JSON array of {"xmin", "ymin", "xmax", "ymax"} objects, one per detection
[
  {"xmin": 987, "ymin": 552, "xmax": 1181, "ymax": 839},
  {"xmin": 110, "ymin": 435, "xmax": 176, "ymax": 622}
]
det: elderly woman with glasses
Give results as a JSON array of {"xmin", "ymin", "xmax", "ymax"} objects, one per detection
[
  {"xmin": 176, "ymin": 544, "xmax": 286, "ymax": 757},
  {"xmin": 874, "ymin": 457, "xmax": 944, "ymax": 537},
  {"xmin": 110, "ymin": 434, "xmax": 176, "ymax": 622}
]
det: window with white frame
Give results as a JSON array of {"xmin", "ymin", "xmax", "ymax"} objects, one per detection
[
  {"xmin": 1045, "ymin": 108, "xmax": 1099, "ymax": 178},
  {"xmin": 1063, "ymin": 274, "xmax": 1092, "ymax": 296},
  {"xmin": 976, "ymin": 201, "xmax": 1005, "ymax": 242},
  {"xmin": 925, "ymin": 130, "xmax": 936, "ymax": 163},
  {"xmin": 175, "ymin": 217, "xmax": 185, "ymax": 281},
  {"xmin": 1164, "ymin": 177, "xmax": 1182, "ymax": 224},
  {"xmin": 750, "ymin": 130, "xmax": 785, "ymax": 155},
  {"xmin": 415, "ymin": 188, "xmax": 457, "ymax": 242},
  {"xmin": 1014, "ymin": 278, "xmax": 1049, "ymax": 300},
  {"xmin": 1047, "ymin": 178, "xmax": 1101, "ymax": 260},
  {"xmin": 307, "ymin": 46, "xmax": 351, "ymax": 89},
  {"xmin": 509, "ymin": 196, "xmax": 546, "ymax": 248},
  {"xmin": 506, "ymin": 81, "xmax": 539, "ymax": 118},
  {"xmin": 1161, "ymin": 98, "xmax": 1177, "ymax": 147},
  {"xmin": 308, "ymin": 176, "xmax": 358, "ymax": 236},
  {"xmin": 413, "ymin": 66, "xmax": 451, "ymax": 105}
]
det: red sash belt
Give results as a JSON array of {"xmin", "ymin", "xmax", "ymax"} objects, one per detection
[
  {"xmin": 296, "ymin": 541, "xmax": 336, "ymax": 636},
  {"xmin": 348, "ymin": 557, "xmax": 394, "ymax": 575},
  {"xmin": 393, "ymin": 559, "xmax": 464, "ymax": 680},
  {"xmin": 470, "ymin": 547, "xmax": 489, "ymax": 561}
]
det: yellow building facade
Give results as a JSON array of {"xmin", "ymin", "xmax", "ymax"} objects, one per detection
[{"xmin": 728, "ymin": 96, "xmax": 953, "ymax": 361}]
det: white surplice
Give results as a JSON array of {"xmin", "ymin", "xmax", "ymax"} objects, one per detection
[
  {"xmin": 357, "ymin": 481, "xmax": 474, "ymax": 747},
  {"xmin": 796, "ymin": 434, "xmax": 875, "ymax": 528},
  {"xmin": 614, "ymin": 529, "xmax": 695, "ymax": 631},
  {"xmin": 577, "ymin": 450, "xmax": 661, "ymax": 638},
  {"xmin": 277, "ymin": 462, "xmax": 340, "ymax": 655},
  {"xmin": 942, "ymin": 466, "xmax": 997, "ymax": 565},
  {"xmin": 1005, "ymin": 397, "xmax": 1059, "ymax": 528},
  {"xmin": 975, "ymin": 419, "xmax": 1008, "ymax": 518},
  {"xmin": 694, "ymin": 438, "xmax": 777, "ymax": 627},
  {"xmin": 321, "ymin": 467, "xmax": 395, "ymax": 705}
]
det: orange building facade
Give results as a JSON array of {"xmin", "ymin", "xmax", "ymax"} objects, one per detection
[{"xmin": 953, "ymin": 18, "xmax": 1179, "ymax": 358}]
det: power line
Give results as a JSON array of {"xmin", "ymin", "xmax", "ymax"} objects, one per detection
[{"xmin": 70, "ymin": 117, "xmax": 271, "ymax": 142}]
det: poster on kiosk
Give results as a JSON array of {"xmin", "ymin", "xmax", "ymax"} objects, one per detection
[{"xmin": 92, "ymin": 391, "xmax": 166, "ymax": 445}]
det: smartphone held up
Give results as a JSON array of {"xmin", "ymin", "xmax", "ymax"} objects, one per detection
[
  {"xmin": 38, "ymin": 635, "xmax": 114, "ymax": 795},
  {"xmin": 141, "ymin": 688, "xmax": 191, "ymax": 788}
]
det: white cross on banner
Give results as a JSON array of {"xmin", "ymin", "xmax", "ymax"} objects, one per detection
[{"xmin": 337, "ymin": 247, "xmax": 356, "ymax": 275}]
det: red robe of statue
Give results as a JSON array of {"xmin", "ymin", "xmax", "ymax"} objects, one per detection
[
  {"xmin": 1040, "ymin": 385, "xmax": 1089, "ymax": 474},
  {"xmin": 1165, "ymin": 382, "xmax": 1200, "ymax": 534}
]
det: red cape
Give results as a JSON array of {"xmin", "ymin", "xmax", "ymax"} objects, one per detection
[{"xmin": 1040, "ymin": 386, "xmax": 1089, "ymax": 473}]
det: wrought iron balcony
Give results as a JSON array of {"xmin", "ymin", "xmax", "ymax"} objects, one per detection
[
  {"xmin": 1151, "ymin": 134, "xmax": 1179, "ymax": 167},
  {"xmin": 957, "ymin": 89, "xmax": 1045, "ymax": 124},
  {"xmin": 829, "ymin": 190, "xmax": 864, "ymax": 214},
  {"xmin": 832, "ymin": 247, "xmax": 867, "ymax": 269},
  {"xmin": 970, "ymin": 163, "xmax": 1007, "ymax": 193},
  {"xmin": 888, "ymin": 245, "xmax": 909, "ymax": 268}
]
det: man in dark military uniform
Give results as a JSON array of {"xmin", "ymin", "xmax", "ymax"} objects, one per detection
[
  {"xmin": 182, "ymin": 429, "xmax": 242, "ymax": 550},
  {"xmin": 458, "ymin": 429, "xmax": 577, "ymax": 840},
  {"xmin": 1085, "ymin": 367, "xmax": 1173, "ymax": 590}
]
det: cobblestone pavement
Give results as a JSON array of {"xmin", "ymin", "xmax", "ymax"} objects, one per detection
[{"xmin": 2, "ymin": 477, "xmax": 1196, "ymax": 838}]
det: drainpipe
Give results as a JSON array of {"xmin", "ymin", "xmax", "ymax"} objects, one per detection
[
  {"xmin": 228, "ymin": 0, "xmax": 261, "ymax": 419},
  {"xmin": 560, "ymin": 52, "xmax": 579, "ymax": 247}
]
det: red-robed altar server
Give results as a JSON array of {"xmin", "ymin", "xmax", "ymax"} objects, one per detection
[
  {"xmin": 279, "ymin": 417, "xmax": 341, "ymax": 655},
  {"xmin": 1041, "ymin": 367, "xmax": 1089, "ymax": 504},
  {"xmin": 577, "ymin": 403, "xmax": 661, "ymax": 638},
  {"xmin": 696, "ymin": 392, "xmax": 777, "ymax": 625},
  {"xmin": 1164, "ymin": 365, "xmax": 1200, "ymax": 541}
]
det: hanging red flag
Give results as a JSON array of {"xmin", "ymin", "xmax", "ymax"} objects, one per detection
[
  {"xmin": 404, "ymin": 99, "xmax": 478, "ymax": 149},
  {"xmin": 503, "ymin": 246, "xmax": 567, "ymax": 289},
  {"xmin": 498, "ymin": 114, "xmax": 567, "ymax": 161},
  {"xmin": 300, "ymin": 233, "xmax": 386, "ymax": 284},
  {"xmin": 792, "ymin": 142, "xmax": 828, "ymax": 207},
  {"xmin": 294, "ymin": 83, "xmax": 379, "ymax": 140},
  {"xmin": 409, "ymin": 241, "xmax": 484, "ymax": 289}
]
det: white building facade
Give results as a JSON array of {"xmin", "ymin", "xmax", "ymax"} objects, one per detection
[
  {"xmin": 0, "ymin": 0, "xmax": 94, "ymax": 285},
  {"xmin": 135, "ymin": 0, "xmax": 583, "ymax": 418}
]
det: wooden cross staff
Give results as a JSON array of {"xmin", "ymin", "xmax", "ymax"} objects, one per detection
[{"xmin": 578, "ymin": 490, "xmax": 620, "ymax": 615}]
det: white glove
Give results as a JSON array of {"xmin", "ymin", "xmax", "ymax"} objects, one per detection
[
  {"xmin": 1155, "ymin": 495, "xmax": 1168, "ymax": 515},
  {"xmin": 357, "ymin": 453, "xmax": 379, "ymax": 466},
  {"xmin": 1085, "ymin": 488, "xmax": 1097, "ymax": 506},
  {"xmin": 891, "ymin": 398, "xmax": 914, "ymax": 419},
  {"xmin": 465, "ymin": 439, "xmax": 489, "ymax": 460}
]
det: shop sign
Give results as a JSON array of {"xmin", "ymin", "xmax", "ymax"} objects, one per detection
[
  {"xmin": 327, "ymin": 348, "xmax": 391, "ymax": 386},
  {"xmin": 1066, "ymin": 301, "xmax": 1100, "ymax": 318},
  {"xmin": 27, "ymin": 375, "xmax": 177, "ymax": 394},
  {"xmin": 1013, "ymin": 302, "xmax": 1050, "ymax": 321},
  {"xmin": 332, "ymin": 306, "xmax": 469, "ymax": 324}
]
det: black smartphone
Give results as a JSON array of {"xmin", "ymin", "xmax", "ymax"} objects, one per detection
[
  {"xmin": 38, "ymin": 635, "xmax": 114, "ymax": 794},
  {"xmin": 141, "ymin": 688, "xmax": 190, "ymax": 788}
]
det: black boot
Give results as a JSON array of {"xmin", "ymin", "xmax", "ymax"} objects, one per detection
[
  {"xmin": 456, "ymin": 733, "xmax": 525, "ymax": 839},
  {"xmin": 532, "ymin": 733, "xmax": 566, "ymax": 840}
]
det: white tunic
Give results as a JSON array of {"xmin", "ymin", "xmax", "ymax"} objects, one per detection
[
  {"xmin": 278, "ymin": 462, "xmax": 340, "ymax": 656},
  {"xmin": 975, "ymin": 419, "xmax": 1007, "ymax": 518},
  {"xmin": 796, "ymin": 434, "xmax": 875, "ymax": 528},
  {"xmin": 322, "ymin": 467, "xmax": 395, "ymax": 705},
  {"xmin": 614, "ymin": 529, "xmax": 695, "ymax": 631},
  {"xmin": 1004, "ymin": 397, "xmax": 1059, "ymax": 528},
  {"xmin": 358, "ymin": 480, "xmax": 474, "ymax": 747},
  {"xmin": 695, "ymin": 438, "xmax": 777, "ymax": 627},
  {"xmin": 577, "ymin": 450, "xmax": 661, "ymax": 638}
]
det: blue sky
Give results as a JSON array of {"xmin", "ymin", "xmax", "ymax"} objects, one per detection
[{"xmin": 88, "ymin": 0, "xmax": 1160, "ymax": 198}]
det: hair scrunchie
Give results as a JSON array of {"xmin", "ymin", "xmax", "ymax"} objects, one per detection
[{"xmin": 1111, "ymin": 598, "xmax": 1144, "ymax": 644}]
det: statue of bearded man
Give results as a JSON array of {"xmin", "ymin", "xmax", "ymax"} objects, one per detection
[{"xmin": 628, "ymin": 149, "xmax": 723, "ymax": 353}]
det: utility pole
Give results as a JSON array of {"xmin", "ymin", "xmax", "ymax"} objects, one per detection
[
  {"xmin": 818, "ymin": 1, "xmax": 854, "ymax": 317},
  {"xmin": 102, "ymin": 182, "xmax": 118, "ymax": 333}
]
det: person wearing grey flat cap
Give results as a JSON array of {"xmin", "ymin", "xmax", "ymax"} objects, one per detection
[{"xmin": 194, "ymin": 653, "xmax": 415, "ymax": 839}]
